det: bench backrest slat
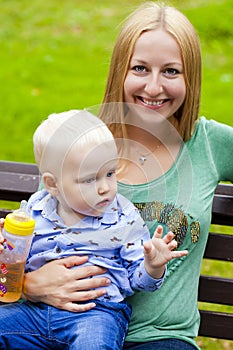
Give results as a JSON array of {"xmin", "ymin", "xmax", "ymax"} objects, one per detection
[
  {"xmin": 203, "ymin": 233, "xmax": 233, "ymax": 261},
  {"xmin": 212, "ymin": 184, "xmax": 233, "ymax": 225},
  {"xmin": 198, "ymin": 275, "xmax": 233, "ymax": 305},
  {"xmin": 0, "ymin": 161, "xmax": 40, "ymax": 202},
  {"xmin": 198, "ymin": 310, "xmax": 233, "ymax": 340}
]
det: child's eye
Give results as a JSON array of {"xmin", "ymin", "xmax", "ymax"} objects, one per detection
[
  {"xmin": 84, "ymin": 177, "xmax": 96, "ymax": 184},
  {"xmin": 106, "ymin": 170, "xmax": 115, "ymax": 178}
]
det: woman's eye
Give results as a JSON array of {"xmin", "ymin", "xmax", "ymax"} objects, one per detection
[
  {"xmin": 132, "ymin": 65, "xmax": 146, "ymax": 73},
  {"xmin": 165, "ymin": 68, "xmax": 179, "ymax": 76}
]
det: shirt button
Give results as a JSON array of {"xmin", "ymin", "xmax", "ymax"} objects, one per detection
[{"xmin": 56, "ymin": 247, "xmax": 61, "ymax": 253}]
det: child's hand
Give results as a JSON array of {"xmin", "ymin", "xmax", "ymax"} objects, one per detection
[
  {"xmin": 143, "ymin": 225, "xmax": 188, "ymax": 279},
  {"xmin": 0, "ymin": 218, "xmax": 5, "ymax": 253}
]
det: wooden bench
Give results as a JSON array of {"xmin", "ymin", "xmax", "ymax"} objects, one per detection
[{"xmin": 0, "ymin": 160, "xmax": 233, "ymax": 341}]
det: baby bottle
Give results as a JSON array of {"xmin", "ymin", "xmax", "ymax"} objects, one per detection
[{"xmin": 0, "ymin": 201, "xmax": 35, "ymax": 302}]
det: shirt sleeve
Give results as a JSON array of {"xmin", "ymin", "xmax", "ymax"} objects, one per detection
[
  {"xmin": 130, "ymin": 261, "xmax": 166, "ymax": 292},
  {"xmin": 119, "ymin": 208, "xmax": 166, "ymax": 292},
  {"xmin": 205, "ymin": 118, "xmax": 233, "ymax": 182}
]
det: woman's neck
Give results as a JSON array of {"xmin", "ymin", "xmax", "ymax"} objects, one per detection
[{"xmin": 117, "ymin": 121, "xmax": 183, "ymax": 185}]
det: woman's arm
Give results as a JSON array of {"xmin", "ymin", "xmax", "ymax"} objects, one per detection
[
  {"xmin": 23, "ymin": 255, "xmax": 111, "ymax": 312},
  {"xmin": 0, "ymin": 218, "xmax": 109, "ymax": 312}
]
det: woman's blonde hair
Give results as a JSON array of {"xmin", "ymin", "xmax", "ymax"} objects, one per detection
[{"xmin": 99, "ymin": 1, "xmax": 202, "ymax": 141}]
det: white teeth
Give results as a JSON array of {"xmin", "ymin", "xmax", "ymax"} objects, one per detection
[{"xmin": 142, "ymin": 98, "xmax": 163, "ymax": 106}]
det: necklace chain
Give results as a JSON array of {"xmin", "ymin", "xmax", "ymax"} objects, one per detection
[{"xmin": 136, "ymin": 142, "xmax": 162, "ymax": 166}]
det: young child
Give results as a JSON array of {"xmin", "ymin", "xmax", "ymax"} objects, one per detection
[{"xmin": 0, "ymin": 109, "xmax": 188, "ymax": 350}]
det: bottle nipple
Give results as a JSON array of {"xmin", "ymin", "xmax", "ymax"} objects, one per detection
[{"xmin": 12, "ymin": 201, "xmax": 30, "ymax": 222}]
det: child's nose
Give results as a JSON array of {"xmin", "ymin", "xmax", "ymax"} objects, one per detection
[{"xmin": 98, "ymin": 180, "xmax": 110, "ymax": 194}]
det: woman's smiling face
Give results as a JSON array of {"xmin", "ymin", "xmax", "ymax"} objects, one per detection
[{"xmin": 124, "ymin": 29, "xmax": 186, "ymax": 121}]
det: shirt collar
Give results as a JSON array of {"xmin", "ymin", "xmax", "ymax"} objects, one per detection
[{"xmin": 31, "ymin": 192, "xmax": 121, "ymax": 229}]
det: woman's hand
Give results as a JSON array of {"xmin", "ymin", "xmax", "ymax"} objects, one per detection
[{"xmin": 23, "ymin": 256, "xmax": 111, "ymax": 312}]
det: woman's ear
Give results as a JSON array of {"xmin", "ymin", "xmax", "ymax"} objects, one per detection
[{"xmin": 42, "ymin": 172, "xmax": 59, "ymax": 196}]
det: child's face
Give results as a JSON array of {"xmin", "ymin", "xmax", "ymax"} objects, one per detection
[
  {"xmin": 124, "ymin": 29, "xmax": 186, "ymax": 122},
  {"xmin": 56, "ymin": 141, "xmax": 118, "ymax": 220}
]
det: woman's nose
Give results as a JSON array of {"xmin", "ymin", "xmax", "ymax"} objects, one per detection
[{"xmin": 144, "ymin": 73, "xmax": 163, "ymax": 96}]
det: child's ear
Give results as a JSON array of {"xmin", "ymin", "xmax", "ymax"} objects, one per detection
[{"xmin": 42, "ymin": 172, "xmax": 59, "ymax": 196}]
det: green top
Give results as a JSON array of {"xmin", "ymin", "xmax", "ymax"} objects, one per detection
[{"xmin": 118, "ymin": 117, "xmax": 233, "ymax": 349}]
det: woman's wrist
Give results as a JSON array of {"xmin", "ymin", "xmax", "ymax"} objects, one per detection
[{"xmin": 23, "ymin": 271, "xmax": 44, "ymax": 302}]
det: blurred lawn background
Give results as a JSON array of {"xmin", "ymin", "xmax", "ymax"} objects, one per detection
[{"xmin": 0, "ymin": 0, "xmax": 232, "ymax": 348}]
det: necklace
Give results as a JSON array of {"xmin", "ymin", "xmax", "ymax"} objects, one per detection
[{"xmin": 136, "ymin": 141, "xmax": 162, "ymax": 166}]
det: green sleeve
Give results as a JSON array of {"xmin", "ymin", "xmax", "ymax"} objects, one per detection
[{"xmin": 204, "ymin": 118, "xmax": 233, "ymax": 182}]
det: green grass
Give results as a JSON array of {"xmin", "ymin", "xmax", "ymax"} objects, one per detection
[
  {"xmin": 0, "ymin": 0, "xmax": 232, "ymax": 348},
  {"xmin": 0, "ymin": 0, "xmax": 232, "ymax": 163}
]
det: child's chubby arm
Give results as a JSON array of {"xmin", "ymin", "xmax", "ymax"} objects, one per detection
[
  {"xmin": 0, "ymin": 218, "xmax": 5, "ymax": 253},
  {"xmin": 143, "ymin": 225, "xmax": 188, "ymax": 279}
]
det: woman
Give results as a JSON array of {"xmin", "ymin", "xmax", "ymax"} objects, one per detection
[{"xmin": 22, "ymin": 2, "xmax": 233, "ymax": 349}]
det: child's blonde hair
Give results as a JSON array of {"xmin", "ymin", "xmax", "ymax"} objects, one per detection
[{"xmin": 33, "ymin": 109, "xmax": 115, "ymax": 174}]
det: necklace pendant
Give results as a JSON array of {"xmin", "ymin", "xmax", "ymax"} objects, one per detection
[{"xmin": 139, "ymin": 155, "xmax": 147, "ymax": 165}]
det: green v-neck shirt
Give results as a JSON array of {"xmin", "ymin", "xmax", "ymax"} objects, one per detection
[{"xmin": 118, "ymin": 117, "xmax": 233, "ymax": 348}]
